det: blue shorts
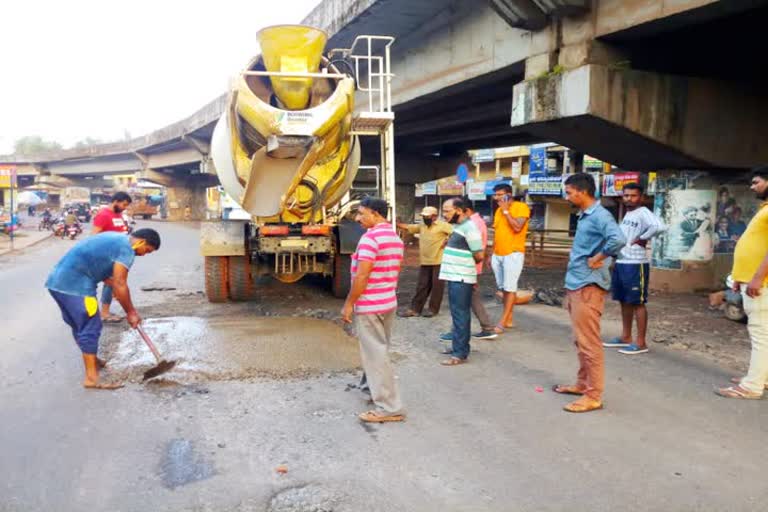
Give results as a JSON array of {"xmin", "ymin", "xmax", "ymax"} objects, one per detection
[
  {"xmin": 611, "ymin": 263, "xmax": 649, "ymax": 305},
  {"xmin": 49, "ymin": 290, "xmax": 102, "ymax": 354}
]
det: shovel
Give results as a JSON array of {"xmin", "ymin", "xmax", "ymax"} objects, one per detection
[{"xmin": 136, "ymin": 324, "xmax": 177, "ymax": 381}]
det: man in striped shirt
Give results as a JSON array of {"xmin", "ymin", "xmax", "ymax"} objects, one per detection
[
  {"xmin": 438, "ymin": 197, "xmax": 486, "ymax": 366},
  {"xmin": 341, "ymin": 196, "xmax": 405, "ymax": 423}
]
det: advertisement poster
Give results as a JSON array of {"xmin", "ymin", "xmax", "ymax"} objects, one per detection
[
  {"xmin": 467, "ymin": 181, "xmax": 487, "ymax": 201},
  {"xmin": 528, "ymin": 176, "xmax": 562, "ymax": 196},
  {"xmin": 602, "ymin": 172, "xmax": 641, "ymax": 196},
  {"xmin": 657, "ymin": 189, "xmax": 717, "ymax": 263},
  {"xmin": 511, "ymin": 160, "xmax": 521, "ymax": 179},
  {"xmin": 713, "ymin": 185, "xmax": 759, "ymax": 254}
]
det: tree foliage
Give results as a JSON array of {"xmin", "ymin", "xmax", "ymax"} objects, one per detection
[{"xmin": 13, "ymin": 136, "xmax": 63, "ymax": 155}]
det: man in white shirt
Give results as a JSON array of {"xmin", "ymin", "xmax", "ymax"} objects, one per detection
[{"xmin": 603, "ymin": 183, "xmax": 666, "ymax": 355}]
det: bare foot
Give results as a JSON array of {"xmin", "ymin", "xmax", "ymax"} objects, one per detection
[{"xmin": 83, "ymin": 380, "xmax": 124, "ymax": 390}]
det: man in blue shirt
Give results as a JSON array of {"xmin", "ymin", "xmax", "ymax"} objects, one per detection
[
  {"xmin": 45, "ymin": 229, "xmax": 161, "ymax": 390},
  {"xmin": 553, "ymin": 174, "xmax": 625, "ymax": 413}
]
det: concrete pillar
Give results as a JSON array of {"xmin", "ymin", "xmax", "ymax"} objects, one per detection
[{"xmin": 166, "ymin": 179, "xmax": 208, "ymax": 221}]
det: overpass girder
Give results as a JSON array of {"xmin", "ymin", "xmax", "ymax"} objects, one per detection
[{"xmin": 46, "ymin": 156, "xmax": 142, "ymax": 176}]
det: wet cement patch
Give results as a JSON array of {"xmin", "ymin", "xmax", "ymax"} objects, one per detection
[
  {"xmin": 159, "ymin": 438, "xmax": 215, "ymax": 489},
  {"xmin": 103, "ymin": 316, "xmax": 361, "ymax": 383}
]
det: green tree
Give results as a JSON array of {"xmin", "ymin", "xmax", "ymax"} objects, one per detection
[
  {"xmin": 73, "ymin": 137, "xmax": 105, "ymax": 148},
  {"xmin": 13, "ymin": 135, "xmax": 63, "ymax": 155}
]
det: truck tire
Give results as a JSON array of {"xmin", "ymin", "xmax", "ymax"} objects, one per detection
[
  {"xmin": 228, "ymin": 256, "xmax": 256, "ymax": 301},
  {"xmin": 204, "ymin": 256, "xmax": 229, "ymax": 303},
  {"xmin": 331, "ymin": 253, "xmax": 351, "ymax": 298}
]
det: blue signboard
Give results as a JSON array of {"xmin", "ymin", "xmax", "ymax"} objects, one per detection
[
  {"xmin": 529, "ymin": 145, "xmax": 548, "ymax": 176},
  {"xmin": 456, "ymin": 163, "xmax": 469, "ymax": 183}
]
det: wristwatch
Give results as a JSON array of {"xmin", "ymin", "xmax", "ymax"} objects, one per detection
[{"xmin": 502, "ymin": 210, "xmax": 509, "ymax": 214}]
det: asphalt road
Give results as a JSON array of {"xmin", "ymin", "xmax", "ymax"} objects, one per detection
[{"xmin": 1, "ymin": 222, "xmax": 766, "ymax": 512}]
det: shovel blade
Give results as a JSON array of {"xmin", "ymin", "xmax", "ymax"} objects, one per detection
[{"xmin": 143, "ymin": 360, "xmax": 177, "ymax": 381}]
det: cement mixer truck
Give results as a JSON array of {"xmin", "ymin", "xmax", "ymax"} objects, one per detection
[{"xmin": 200, "ymin": 26, "xmax": 395, "ymax": 302}]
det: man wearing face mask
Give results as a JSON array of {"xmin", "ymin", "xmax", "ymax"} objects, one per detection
[
  {"xmin": 45, "ymin": 229, "xmax": 161, "ymax": 390},
  {"xmin": 397, "ymin": 206, "xmax": 453, "ymax": 318},
  {"xmin": 438, "ymin": 197, "xmax": 485, "ymax": 366},
  {"xmin": 92, "ymin": 192, "xmax": 133, "ymax": 323}
]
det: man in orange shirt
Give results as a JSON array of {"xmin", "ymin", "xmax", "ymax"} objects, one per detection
[{"xmin": 491, "ymin": 184, "xmax": 530, "ymax": 330}]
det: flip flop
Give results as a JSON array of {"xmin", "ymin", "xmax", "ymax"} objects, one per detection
[
  {"xmin": 440, "ymin": 357, "xmax": 467, "ymax": 366},
  {"xmin": 715, "ymin": 385, "xmax": 763, "ymax": 400},
  {"xmin": 102, "ymin": 316, "xmax": 124, "ymax": 324},
  {"xmin": 552, "ymin": 384, "xmax": 585, "ymax": 396},
  {"xmin": 730, "ymin": 377, "xmax": 768, "ymax": 389},
  {"xmin": 358, "ymin": 410, "xmax": 405, "ymax": 423}
]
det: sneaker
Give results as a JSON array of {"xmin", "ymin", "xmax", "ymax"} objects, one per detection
[
  {"xmin": 603, "ymin": 337, "xmax": 631, "ymax": 348},
  {"xmin": 439, "ymin": 332, "xmax": 452, "ymax": 342},
  {"xmin": 618, "ymin": 344, "xmax": 649, "ymax": 355},
  {"xmin": 473, "ymin": 330, "xmax": 498, "ymax": 340}
]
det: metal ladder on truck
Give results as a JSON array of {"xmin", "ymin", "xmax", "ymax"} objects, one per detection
[{"xmin": 331, "ymin": 35, "xmax": 397, "ymax": 226}]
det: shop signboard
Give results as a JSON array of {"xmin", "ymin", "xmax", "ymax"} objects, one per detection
[
  {"xmin": 437, "ymin": 181, "xmax": 464, "ymax": 196},
  {"xmin": 529, "ymin": 145, "xmax": 548, "ymax": 176},
  {"xmin": 602, "ymin": 172, "xmax": 640, "ymax": 196},
  {"xmin": 467, "ymin": 181, "xmax": 487, "ymax": 200},
  {"xmin": 416, "ymin": 181, "xmax": 438, "ymax": 197},
  {"xmin": 511, "ymin": 160, "xmax": 521, "ymax": 178},
  {"xmin": 528, "ymin": 176, "xmax": 562, "ymax": 196},
  {"xmin": 0, "ymin": 165, "xmax": 17, "ymax": 188},
  {"xmin": 472, "ymin": 148, "xmax": 495, "ymax": 164},
  {"xmin": 584, "ymin": 155, "xmax": 603, "ymax": 169}
]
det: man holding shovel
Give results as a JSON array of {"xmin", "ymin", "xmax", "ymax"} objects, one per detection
[{"xmin": 45, "ymin": 229, "xmax": 161, "ymax": 390}]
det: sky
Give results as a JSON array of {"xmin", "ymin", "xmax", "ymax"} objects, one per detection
[{"xmin": 0, "ymin": 0, "xmax": 321, "ymax": 154}]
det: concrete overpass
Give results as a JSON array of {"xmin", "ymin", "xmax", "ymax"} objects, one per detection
[{"xmin": 4, "ymin": 0, "xmax": 767, "ymax": 219}]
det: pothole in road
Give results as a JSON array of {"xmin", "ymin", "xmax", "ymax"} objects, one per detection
[
  {"xmin": 101, "ymin": 316, "xmax": 361, "ymax": 384},
  {"xmin": 267, "ymin": 484, "xmax": 343, "ymax": 512}
]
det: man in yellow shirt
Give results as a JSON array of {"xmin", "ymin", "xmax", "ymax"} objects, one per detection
[
  {"xmin": 717, "ymin": 167, "xmax": 768, "ymax": 399},
  {"xmin": 397, "ymin": 206, "xmax": 453, "ymax": 317},
  {"xmin": 491, "ymin": 184, "xmax": 530, "ymax": 330}
]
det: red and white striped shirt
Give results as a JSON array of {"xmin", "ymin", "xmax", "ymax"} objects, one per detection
[{"xmin": 351, "ymin": 222, "xmax": 404, "ymax": 315}]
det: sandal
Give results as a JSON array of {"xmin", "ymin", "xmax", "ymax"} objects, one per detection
[
  {"xmin": 494, "ymin": 324, "xmax": 505, "ymax": 334},
  {"xmin": 358, "ymin": 410, "xmax": 405, "ymax": 423},
  {"xmin": 563, "ymin": 397, "xmax": 603, "ymax": 413},
  {"xmin": 552, "ymin": 384, "xmax": 585, "ymax": 396},
  {"xmin": 440, "ymin": 357, "xmax": 466, "ymax": 366},
  {"xmin": 730, "ymin": 377, "xmax": 768, "ymax": 389},
  {"xmin": 397, "ymin": 309, "xmax": 419, "ymax": 318},
  {"xmin": 715, "ymin": 385, "xmax": 763, "ymax": 400},
  {"xmin": 102, "ymin": 315, "xmax": 123, "ymax": 324}
]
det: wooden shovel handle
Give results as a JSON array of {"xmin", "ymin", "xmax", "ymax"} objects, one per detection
[{"xmin": 136, "ymin": 325, "xmax": 162, "ymax": 363}]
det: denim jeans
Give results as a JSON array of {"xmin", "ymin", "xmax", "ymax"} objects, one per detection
[{"xmin": 448, "ymin": 281, "xmax": 474, "ymax": 359}]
